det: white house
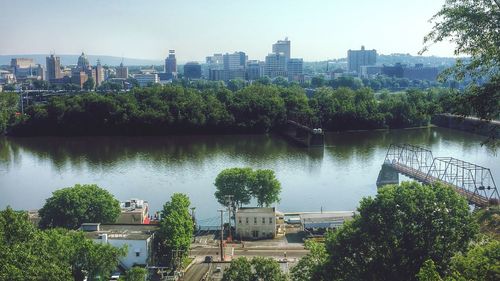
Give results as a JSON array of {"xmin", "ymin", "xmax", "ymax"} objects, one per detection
[
  {"xmin": 235, "ymin": 207, "xmax": 285, "ymax": 240},
  {"xmin": 82, "ymin": 223, "xmax": 158, "ymax": 269}
]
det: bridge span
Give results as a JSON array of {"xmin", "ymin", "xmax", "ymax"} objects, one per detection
[{"xmin": 377, "ymin": 144, "xmax": 499, "ymax": 207}]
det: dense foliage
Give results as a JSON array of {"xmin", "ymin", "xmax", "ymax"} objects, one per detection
[
  {"xmin": 292, "ymin": 182, "xmax": 478, "ymax": 281},
  {"xmin": 422, "ymin": 0, "xmax": 500, "ymax": 122},
  {"xmin": 418, "ymin": 239, "xmax": 500, "ymax": 281},
  {"xmin": 157, "ymin": 193, "xmax": 194, "ymax": 267},
  {"xmin": 38, "ymin": 184, "xmax": 121, "ymax": 229},
  {"xmin": 8, "ymin": 83, "xmax": 458, "ymax": 136},
  {"xmin": 0, "ymin": 207, "xmax": 125, "ymax": 281},
  {"xmin": 221, "ymin": 257, "xmax": 288, "ymax": 281},
  {"xmin": 120, "ymin": 267, "xmax": 148, "ymax": 281},
  {"xmin": 214, "ymin": 167, "xmax": 282, "ymax": 208},
  {"xmin": 0, "ymin": 92, "xmax": 18, "ymax": 134}
]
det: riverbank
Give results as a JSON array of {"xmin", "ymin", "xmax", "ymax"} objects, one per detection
[{"xmin": 432, "ymin": 114, "xmax": 500, "ymax": 139}]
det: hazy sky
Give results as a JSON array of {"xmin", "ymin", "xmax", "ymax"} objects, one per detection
[{"xmin": 0, "ymin": 0, "xmax": 454, "ymax": 62}]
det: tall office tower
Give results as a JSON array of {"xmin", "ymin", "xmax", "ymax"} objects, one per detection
[
  {"xmin": 287, "ymin": 58, "xmax": 303, "ymax": 82},
  {"xmin": 347, "ymin": 45, "xmax": 377, "ymax": 74},
  {"xmin": 247, "ymin": 60, "xmax": 265, "ymax": 80},
  {"xmin": 95, "ymin": 59, "xmax": 104, "ymax": 86},
  {"xmin": 46, "ymin": 54, "xmax": 63, "ymax": 81},
  {"xmin": 164, "ymin": 50, "xmax": 177, "ymax": 79},
  {"xmin": 116, "ymin": 62, "xmax": 129, "ymax": 79},
  {"xmin": 223, "ymin": 52, "xmax": 247, "ymax": 80},
  {"xmin": 272, "ymin": 38, "xmax": 291, "ymax": 60},
  {"xmin": 265, "ymin": 53, "xmax": 287, "ymax": 78}
]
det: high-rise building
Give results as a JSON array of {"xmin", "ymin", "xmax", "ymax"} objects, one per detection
[
  {"xmin": 223, "ymin": 52, "xmax": 247, "ymax": 80},
  {"xmin": 265, "ymin": 53, "xmax": 287, "ymax": 78},
  {"xmin": 183, "ymin": 62, "xmax": 202, "ymax": 79},
  {"xmin": 116, "ymin": 62, "xmax": 129, "ymax": 79},
  {"xmin": 46, "ymin": 54, "xmax": 63, "ymax": 81},
  {"xmin": 272, "ymin": 38, "xmax": 291, "ymax": 60},
  {"xmin": 164, "ymin": 50, "xmax": 177, "ymax": 80},
  {"xmin": 95, "ymin": 59, "xmax": 104, "ymax": 86},
  {"xmin": 347, "ymin": 46, "xmax": 377, "ymax": 74},
  {"xmin": 247, "ymin": 60, "xmax": 265, "ymax": 81},
  {"xmin": 287, "ymin": 58, "xmax": 303, "ymax": 82}
]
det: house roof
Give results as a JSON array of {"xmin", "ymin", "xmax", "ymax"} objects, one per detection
[{"xmin": 83, "ymin": 224, "xmax": 159, "ymax": 240}]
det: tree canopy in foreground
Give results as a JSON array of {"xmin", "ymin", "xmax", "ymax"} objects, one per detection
[
  {"xmin": 38, "ymin": 184, "xmax": 121, "ymax": 229},
  {"xmin": 0, "ymin": 206, "xmax": 125, "ymax": 281}
]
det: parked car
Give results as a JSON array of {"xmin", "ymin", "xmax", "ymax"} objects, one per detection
[
  {"xmin": 204, "ymin": 256, "xmax": 213, "ymax": 263},
  {"xmin": 109, "ymin": 272, "xmax": 121, "ymax": 281}
]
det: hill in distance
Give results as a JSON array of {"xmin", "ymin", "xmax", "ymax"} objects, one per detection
[{"xmin": 0, "ymin": 54, "xmax": 163, "ymax": 67}]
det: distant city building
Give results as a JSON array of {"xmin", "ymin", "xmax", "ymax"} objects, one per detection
[
  {"xmin": 403, "ymin": 63, "xmax": 439, "ymax": 81},
  {"xmin": 223, "ymin": 52, "xmax": 247, "ymax": 80},
  {"xmin": 10, "ymin": 58, "xmax": 43, "ymax": 81},
  {"xmin": 347, "ymin": 46, "xmax": 377, "ymax": 74},
  {"xmin": 287, "ymin": 58, "xmax": 303, "ymax": 82},
  {"xmin": 116, "ymin": 62, "xmax": 129, "ymax": 79},
  {"xmin": 206, "ymin": 53, "xmax": 224, "ymax": 79},
  {"xmin": 265, "ymin": 53, "xmax": 287, "ymax": 79},
  {"xmin": 272, "ymin": 38, "xmax": 291, "ymax": 60},
  {"xmin": 95, "ymin": 59, "xmax": 104, "ymax": 86},
  {"xmin": 183, "ymin": 62, "xmax": 202, "ymax": 79},
  {"xmin": 360, "ymin": 65, "xmax": 383, "ymax": 78},
  {"xmin": 382, "ymin": 63, "xmax": 405, "ymax": 78},
  {"xmin": 164, "ymin": 50, "xmax": 177, "ymax": 80},
  {"xmin": 71, "ymin": 71, "xmax": 89, "ymax": 88},
  {"xmin": 247, "ymin": 60, "xmax": 265, "ymax": 81},
  {"xmin": 10, "ymin": 58, "xmax": 34, "ymax": 69},
  {"xmin": 134, "ymin": 73, "xmax": 159, "ymax": 87}
]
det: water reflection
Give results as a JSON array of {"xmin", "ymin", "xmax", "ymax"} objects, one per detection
[{"xmin": 0, "ymin": 127, "xmax": 497, "ymax": 221}]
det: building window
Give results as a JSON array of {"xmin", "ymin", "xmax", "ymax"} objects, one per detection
[
  {"xmin": 135, "ymin": 252, "xmax": 140, "ymax": 257},
  {"xmin": 269, "ymin": 217, "xmax": 273, "ymax": 224},
  {"xmin": 262, "ymin": 217, "xmax": 265, "ymax": 224},
  {"xmin": 254, "ymin": 217, "xmax": 257, "ymax": 224},
  {"xmin": 238, "ymin": 217, "xmax": 242, "ymax": 224},
  {"xmin": 246, "ymin": 217, "xmax": 249, "ymax": 224}
]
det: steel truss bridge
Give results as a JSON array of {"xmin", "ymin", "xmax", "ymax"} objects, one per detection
[{"xmin": 378, "ymin": 144, "xmax": 499, "ymax": 207}]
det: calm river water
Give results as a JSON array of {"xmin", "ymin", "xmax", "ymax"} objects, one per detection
[{"xmin": 0, "ymin": 127, "xmax": 498, "ymax": 225}]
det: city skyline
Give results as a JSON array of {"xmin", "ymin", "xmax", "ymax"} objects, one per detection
[{"xmin": 1, "ymin": 0, "xmax": 455, "ymax": 62}]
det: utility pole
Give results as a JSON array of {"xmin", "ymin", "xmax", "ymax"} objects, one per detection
[
  {"xmin": 224, "ymin": 195, "xmax": 234, "ymax": 240},
  {"xmin": 218, "ymin": 209, "xmax": 224, "ymax": 261}
]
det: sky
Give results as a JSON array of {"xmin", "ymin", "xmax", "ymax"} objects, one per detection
[{"xmin": 0, "ymin": 0, "xmax": 455, "ymax": 62}]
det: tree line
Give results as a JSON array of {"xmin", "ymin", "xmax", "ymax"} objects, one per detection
[{"xmin": 4, "ymin": 83, "xmax": 464, "ymax": 136}]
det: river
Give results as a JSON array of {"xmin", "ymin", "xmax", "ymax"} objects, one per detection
[{"xmin": 0, "ymin": 127, "xmax": 498, "ymax": 225}]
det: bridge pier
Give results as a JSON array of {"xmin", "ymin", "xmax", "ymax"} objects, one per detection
[
  {"xmin": 376, "ymin": 163, "xmax": 399, "ymax": 187},
  {"xmin": 281, "ymin": 120, "xmax": 324, "ymax": 147}
]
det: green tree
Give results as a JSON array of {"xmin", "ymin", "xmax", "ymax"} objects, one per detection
[
  {"xmin": 448, "ymin": 239, "xmax": 500, "ymax": 281},
  {"xmin": 38, "ymin": 184, "xmax": 121, "ymax": 229},
  {"xmin": 252, "ymin": 257, "xmax": 288, "ymax": 281},
  {"xmin": 417, "ymin": 260, "xmax": 443, "ymax": 281},
  {"xmin": 0, "ymin": 92, "xmax": 18, "ymax": 134},
  {"xmin": 83, "ymin": 77, "xmax": 96, "ymax": 90},
  {"xmin": 158, "ymin": 193, "xmax": 194, "ymax": 267},
  {"xmin": 319, "ymin": 182, "xmax": 477, "ymax": 281},
  {"xmin": 0, "ymin": 207, "xmax": 125, "ymax": 281},
  {"xmin": 214, "ymin": 167, "xmax": 254, "ymax": 207},
  {"xmin": 221, "ymin": 257, "xmax": 253, "ymax": 281},
  {"xmin": 422, "ymin": 0, "xmax": 500, "ymax": 80},
  {"xmin": 290, "ymin": 241, "xmax": 328, "ymax": 281},
  {"xmin": 120, "ymin": 267, "xmax": 148, "ymax": 281},
  {"xmin": 250, "ymin": 169, "xmax": 281, "ymax": 207}
]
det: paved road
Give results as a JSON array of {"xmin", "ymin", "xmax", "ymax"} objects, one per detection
[
  {"xmin": 185, "ymin": 247, "xmax": 309, "ymax": 280},
  {"xmin": 182, "ymin": 263, "xmax": 209, "ymax": 281}
]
